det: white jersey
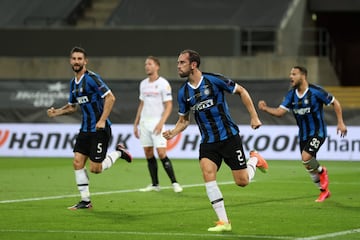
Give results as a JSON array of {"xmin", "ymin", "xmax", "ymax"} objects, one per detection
[{"xmin": 139, "ymin": 76, "xmax": 172, "ymax": 120}]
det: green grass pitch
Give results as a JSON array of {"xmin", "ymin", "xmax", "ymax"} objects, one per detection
[{"xmin": 0, "ymin": 157, "xmax": 359, "ymax": 240}]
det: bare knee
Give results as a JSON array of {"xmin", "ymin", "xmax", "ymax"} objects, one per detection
[
  {"xmin": 203, "ymin": 171, "xmax": 216, "ymax": 182},
  {"xmin": 89, "ymin": 162, "xmax": 102, "ymax": 174},
  {"xmin": 233, "ymin": 169, "xmax": 250, "ymax": 187},
  {"xmin": 200, "ymin": 158, "xmax": 217, "ymax": 182},
  {"xmin": 73, "ymin": 155, "xmax": 86, "ymax": 170},
  {"xmin": 144, "ymin": 147, "xmax": 154, "ymax": 158},
  {"xmin": 90, "ymin": 168, "xmax": 101, "ymax": 174},
  {"xmin": 235, "ymin": 179, "xmax": 249, "ymax": 187}
]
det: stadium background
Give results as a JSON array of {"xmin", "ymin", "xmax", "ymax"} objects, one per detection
[{"xmin": 0, "ymin": 0, "xmax": 359, "ymax": 159}]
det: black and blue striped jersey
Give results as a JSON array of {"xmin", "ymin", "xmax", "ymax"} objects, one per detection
[
  {"xmin": 280, "ymin": 84, "xmax": 334, "ymax": 141},
  {"xmin": 177, "ymin": 72, "xmax": 239, "ymax": 143},
  {"xmin": 69, "ymin": 70, "xmax": 112, "ymax": 132}
]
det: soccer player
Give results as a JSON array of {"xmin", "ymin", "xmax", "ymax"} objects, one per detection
[
  {"xmin": 163, "ymin": 49, "xmax": 268, "ymax": 232},
  {"xmin": 258, "ymin": 66, "xmax": 347, "ymax": 202},
  {"xmin": 134, "ymin": 56, "xmax": 183, "ymax": 193},
  {"xmin": 47, "ymin": 46, "xmax": 132, "ymax": 210}
]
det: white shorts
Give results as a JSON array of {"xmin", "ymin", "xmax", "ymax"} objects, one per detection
[{"xmin": 139, "ymin": 119, "xmax": 167, "ymax": 148}]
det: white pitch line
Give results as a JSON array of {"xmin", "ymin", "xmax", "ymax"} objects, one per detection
[
  {"xmin": 0, "ymin": 229, "xmax": 294, "ymax": 239},
  {"xmin": 1, "ymin": 182, "xmax": 359, "ymax": 240},
  {"xmin": 294, "ymin": 228, "xmax": 360, "ymax": 240},
  {"xmin": 0, "ymin": 227, "xmax": 359, "ymax": 240},
  {"xmin": 0, "ymin": 179, "xmax": 356, "ymax": 204},
  {"xmin": 0, "ymin": 181, "xmax": 234, "ymax": 204}
]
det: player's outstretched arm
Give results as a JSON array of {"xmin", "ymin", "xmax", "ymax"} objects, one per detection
[
  {"xmin": 163, "ymin": 114, "xmax": 190, "ymax": 140},
  {"xmin": 47, "ymin": 103, "xmax": 77, "ymax": 118},
  {"xmin": 258, "ymin": 100, "xmax": 287, "ymax": 117}
]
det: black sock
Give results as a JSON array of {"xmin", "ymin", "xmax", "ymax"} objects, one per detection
[
  {"xmin": 147, "ymin": 157, "xmax": 159, "ymax": 186},
  {"xmin": 161, "ymin": 156, "xmax": 177, "ymax": 183}
]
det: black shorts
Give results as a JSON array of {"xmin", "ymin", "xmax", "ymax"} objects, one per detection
[
  {"xmin": 73, "ymin": 126, "xmax": 112, "ymax": 163},
  {"xmin": 199, "ymin": 134, "xmax": 247, "ymax": 170},
  {"xmin": 300, "ymin": 135, "xmax": 325, "ymax": 157}
]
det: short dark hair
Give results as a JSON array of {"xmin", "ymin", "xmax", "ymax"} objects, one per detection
[
  {"xmin": 293, "ymin": 66, "xmax": 307, "ymax": 77},
  {"xmin": 180, "ymin": 49, "xmax": 201, "ymax": 68},
  {"xmin": 147, "ymin": 56, "xmax": 160, "ymax": 66},
  {"xmin": 70, "ymin": 46, "xmax": 87, "ymax": 58}
]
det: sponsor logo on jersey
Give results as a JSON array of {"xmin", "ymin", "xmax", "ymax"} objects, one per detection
[
  {"xmin": 76, "ymin": 96, "xmax": 89, "ymax": 104},
  {"xmin": 193, "ymin": 99, "xmax": 214, "ymax": 111},
  {"xmin": 293, "ymin": 107, "xmax": 311, "ymax": 115}
]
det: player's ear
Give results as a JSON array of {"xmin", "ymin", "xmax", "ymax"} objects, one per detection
[{"xmin": 190, "ymin": 61, "xmax": 197, "ymax": 70}]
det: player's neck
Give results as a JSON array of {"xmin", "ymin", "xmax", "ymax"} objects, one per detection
[
  {"xmin": 148, "ymin": 74, "xmax": 159, "ymax": 82},
  {"xmin": 297, "ymin": 80, "xmax": 308, "ymax": 94},
  {"xmin": 188, "ymin": 69, "xmax": 202, "ymax": 87},
  {"xmin": 75, "ymin": 69, "xmax": 86, "ymax": 80}
]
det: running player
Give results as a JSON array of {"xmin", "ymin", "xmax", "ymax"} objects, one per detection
[
  {"xmin": 47, "ymin": 46, "xmax": 132, "ymax": 210},
  {"xmin": 258, "ymin": 66, "xmax": 347, "ymax": 202},
  {"xmin": 163, "ymin": 49, "xmax": 268, "ymax": 232}
]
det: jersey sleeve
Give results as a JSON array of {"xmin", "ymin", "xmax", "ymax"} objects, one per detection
[
  {"xmin": 161, "ymin": 79, "xmax": 173, "ymax": 102},
  {"xmin": 280, "ymin": 90, "xmax": 294, "ymax": 111},
  {"xmin": 315, "ymin": 87, "xmax": 334, "ymax": 106},
  {"xmin": 177, "ymin": 84, "xmax": 189, "ymax": 116},
  {"xmin": 68, "ymin": 80, "xmax": 76, "ymax": 105},
  {"xmin": 139, "ymin": 80, "xmax": 144, "ymax": 101},
  {"xmin": 88, "ymin": 73, "xmax": 111, "ymax": 98},
  {"xmin": 207, "ymin": 73, "xmax": 236, "ymax": 93}
]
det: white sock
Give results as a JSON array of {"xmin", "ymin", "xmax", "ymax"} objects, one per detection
[
  {"xmin": 75, "ymin": 168, "xmax": 90, "ymax": 202},
  {"xmin": 247, "ymin": 156, "xmax": 258, "ymax": 181},
  {"xmin": 102, "ymin": 151, "xmax": 121, "ymax": 171},
  {"xmin": 205, "ymin": 180, "xmax": 229, "ymax": 223}
]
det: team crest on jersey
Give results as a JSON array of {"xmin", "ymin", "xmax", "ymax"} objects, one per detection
[
  {"xmin": 203, "ymin": 84, "xmax": 211, "ymax": 96},
  {"xmin": 204, "ymin": 88, "xmax": 210, "ymax": 96}
]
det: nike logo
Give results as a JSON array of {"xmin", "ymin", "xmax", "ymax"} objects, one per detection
[{"xmin": 187, "ymin": 93, "xmax": 202, "ymax": 102}]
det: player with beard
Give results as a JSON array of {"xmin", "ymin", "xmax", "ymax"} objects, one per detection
[
  {"xmin": 47, "ymin": 46, "xmax": 132, "ymax": 210},
  {"xmin": 258, "ymin": 66, "xmax": 347, "ymax": 202},
  {"xmin": 163, "ymin": 49, "xmax": 268, "ymax": 232}
]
